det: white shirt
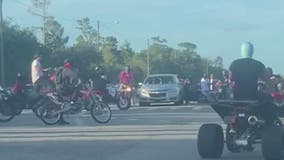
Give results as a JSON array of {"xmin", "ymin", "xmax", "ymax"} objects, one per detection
[
  {"xmin": 201, "ymin": 77, "xmax": 210, "ymax": 92},
  {"xmin": 31, "ymin": 59, "xmax": 43, "ymax": 84}
]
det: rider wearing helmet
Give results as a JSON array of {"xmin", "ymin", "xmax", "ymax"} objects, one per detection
[
  {"xmin": 92, "ymin": 66, "xmax": 110, "ymax": 101},
  {"xmin": 229, "ymin": 42, "xmax": 277, "ymax": 125},
  {"xmin": 229, "ymin": 42, "xmax": 266, "ymax": 100},
  {"xmin": 11, "ymin": 73, "xmax": 24, "ymax": 95}
]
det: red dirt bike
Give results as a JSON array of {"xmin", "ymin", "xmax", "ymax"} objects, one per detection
[{"xmin": 40, "ymin": 84, "xmax": 112, "ymax": 125}]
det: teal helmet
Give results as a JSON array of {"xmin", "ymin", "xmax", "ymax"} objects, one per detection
[{"xmin": 241, "ymin": 42, "xmax": 254, "ymax": 58}]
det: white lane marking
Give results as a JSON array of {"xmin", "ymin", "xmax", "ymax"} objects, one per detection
[{"xmin": 0, "ymin": 124, "xmax": 202, "ymax": 142}]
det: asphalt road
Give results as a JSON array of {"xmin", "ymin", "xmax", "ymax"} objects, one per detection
[{"xmin": 0, "ymin": 103, "xmax": 272, "ymax": 160}]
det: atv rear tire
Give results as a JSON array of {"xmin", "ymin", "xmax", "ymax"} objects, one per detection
[
  {"xmin": 262, "ymin": 126, "xmax": 283, "ymax": 160},
  {"xmin": 197, "ymin": 124, "xmax": 224, "ymax": 158}
]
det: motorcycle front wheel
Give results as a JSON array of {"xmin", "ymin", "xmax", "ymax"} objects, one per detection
[
  {"xmin": 40, "ymin": 99, "xmax": 62, "ymax": 125},
  {"xmin": 91, "ymin": 102, "xmax": 112, "ymax": 123},
  {"xmin": 116, "ymin": 94, "xmax": 131, "ymax": 110}
]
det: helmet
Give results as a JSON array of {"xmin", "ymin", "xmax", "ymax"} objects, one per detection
[
  {"xmin": 241, "ymin": 42, "xmax": 254, "ymax": 58},
  {"xmin": 17, "ymin": 73, "xmax": 22, "ymax": 78},
  {"xmin": 64, "ymin": 59, "xmax": 70, "ymax": 64},
  {"xmin": 95, "ymin": 66, "xmax": 103, "ymax": 74}
]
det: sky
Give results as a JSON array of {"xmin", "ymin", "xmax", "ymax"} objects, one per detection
[{"xmin": 3, "ymin": 0, "xmax": 284, "ymax": 74}]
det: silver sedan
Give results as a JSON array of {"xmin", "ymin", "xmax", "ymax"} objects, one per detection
[{"xmin": 138, "ymin": 74, "xmax": 184, "ymax": 106}]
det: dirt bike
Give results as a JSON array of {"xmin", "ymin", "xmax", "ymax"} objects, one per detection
[
  {"xmin": 0, "ymin": 84, "xmax": 50, "ymax": 122},
  {"xmin": 197, "ymin": 99, "xmax": 284, "ymax": 160},
  {"xmin": 40, "ymin": 84, "xmax": 112, "ymax": 125}
]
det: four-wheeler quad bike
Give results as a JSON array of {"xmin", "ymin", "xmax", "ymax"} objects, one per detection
[{"xmin": 197, "ymin": 99, "xmax": 284, "ymax": 160}]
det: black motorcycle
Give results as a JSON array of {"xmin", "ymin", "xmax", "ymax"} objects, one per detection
[
  {"xmin": 184, "ymin": 83, "xmax": 215, "ymax": 103},
  {"xmin": 0, "ymin": 84, "xmax": 50, "ymax": 122},
  {"xmin": 197, "ymin": 99, "xmax": 284, "ymax": 160}
]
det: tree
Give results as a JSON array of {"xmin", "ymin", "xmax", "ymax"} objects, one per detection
[
  {"xmin": 75, "ymin": 17, "xmax": 98, "ymax": 48},
  {"xmin": 151, "ymin": 36, "xmax": 167, "ymax": 44},
  {"xmin": 101, "ymin": 36, "xmax": 120, "ymax": 67},
  {"xmin": 120, "ymin": 40, "xmax": 134, "ymax": 63},
  {"xmin": 44, "ymin": 16, "xmax": 69, "ymax": 52},
  {"xmin": 178, "ymin": 42, "xmax": 197, "ymax": 52},
  {"xmin": 2, "ymin": 21, "xmax": 40, "ymax": 85},
  {"xmin": 213, "ymin": 56, "xmax": 223, "ymax": 68}
]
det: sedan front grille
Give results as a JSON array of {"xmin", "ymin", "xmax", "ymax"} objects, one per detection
[{"xmin": 149, "ymin": 93, "xmax": 166, "ymax": 97}]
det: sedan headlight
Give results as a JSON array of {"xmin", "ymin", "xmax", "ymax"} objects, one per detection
[
  {"xmin": 141, "ymin": 88, "xmax": 148, "ymax": 93},
  {"xmin": 141, "ymin": 88, "xmax": 150, "ymax": 97}
]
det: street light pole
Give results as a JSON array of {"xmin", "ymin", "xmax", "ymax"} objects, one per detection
[
  {"xmin": 0, "ymin": 0, "xmax": 4, "ymax": 87},
  {"xmin": 147, "ymin": 39, "xmax": 150, "ymax": 76},
  {"xmin": 97, "ymin": 20, "xmax": 100, "ymax": 52}
]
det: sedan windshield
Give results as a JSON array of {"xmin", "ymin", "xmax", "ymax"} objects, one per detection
[{"xmin": 144, "ymin": 76, "xmax": 176, "ymax": 85}]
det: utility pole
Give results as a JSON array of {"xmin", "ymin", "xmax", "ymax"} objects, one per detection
[
  {"xmin": 42, "ymin": 0, "xmax": 47, "ymax": 45},
  {"xmin": 0, "ymin": 0, "xmax": 5, "ymax": 87},
  {"xmin": 206, "ymin": 58, "xmax": 209, "ymax": 76},
  {"xmin": 97, "ymin": 20, "xmax": 100, "ymax": 52},
  {"xmin": 29, "ymin": 0, "xmax": 49, "ymax": 45},
  {"xmin": 147, "ymin": 39, "xmax": 150, "ymax": 76}
]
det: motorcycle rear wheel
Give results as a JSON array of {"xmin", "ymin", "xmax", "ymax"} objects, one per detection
[
  {"xmin": 0, "ymin": 102, "xmax": 15, "ymax": 122},
  {"xmin": 0, "ymin": 112, "xmax": 15, "ymax": 122}
]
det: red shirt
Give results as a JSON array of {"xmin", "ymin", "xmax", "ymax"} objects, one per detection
[{"xmin": 120, "ymin": 71, "xmax": 134, "ymax": 84}]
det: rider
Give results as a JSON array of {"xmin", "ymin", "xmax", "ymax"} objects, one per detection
[
  {"xmin": 119, "ymin": 65, "xmax": 135, "ymax": 88},
  {"xmin": 11, "ymin": 73, "xmax": 24, "ymax": 95},
  {"xmin": 200, "ymin": 74, "xmax": 210, "ymax": 100},
  {"xmin": 229, "ymin": 42, "xmax": 267, "ymax": 100},
  {"xmin": 216, "ymin": 70, "xmax": 231, "ymax": 99},
  {"xmin": 92, "ymin": 66, "xmax": 110, "ymax": 102},
  {"xmin": 56, "ymin": 59, "xmax": 79, "ymax": 98},
  {"xmin": 229, "ymin": 41, "xmax": 277, "ymax": 124},
  {"xmin": 265, "ymin": 67, "xmax": 283, "ymax": 93},
  {"xmin": 31, "ymin": 53, "xmax": 47, "ymax": 93},
  {"xmin": 55, "ymin": 59, "xmax": 79, "ymax": 125}
]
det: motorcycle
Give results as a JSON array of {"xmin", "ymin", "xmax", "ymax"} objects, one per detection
[
  {"xmin": 271, "ymin": 83, "xmax": 284, "ymax": 107},
  {"xmin": 0, "ymin": 84, "xmax": 50, "ymax": 122},
  {"xmin": 116, "ymin": 84, "xmax": 133, "ymax": 110},
  {"xmin": 40, "ymin": 84, "xmax": 112, "ymax": 125},
  {"xmin": 198, "ymin": 99, "xmax": 284, "ymax": 160},
  {"xmin": 213, "ymin": 80, "xmax": 233, "ymax": 100},
  {"xmin": 184, "ymin": 83, "xmax": 216, "ymax": 103},
  {"xmin": 103, "ymin": 84, "xmax": 133, "ymax": 110}
]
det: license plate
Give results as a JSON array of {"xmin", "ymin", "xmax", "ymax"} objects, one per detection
[{"xmin": 238, "ymin": 113, "xmax": 245, "ymax": 117}]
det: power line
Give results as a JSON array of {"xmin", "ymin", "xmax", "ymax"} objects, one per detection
[
  {"xmin": 13, "ymin": 0, "xmax": 42, "ymax": 14},
  {"xmin": 10, "ymin": 1, "xmax": 125, "ymax": 46}
]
